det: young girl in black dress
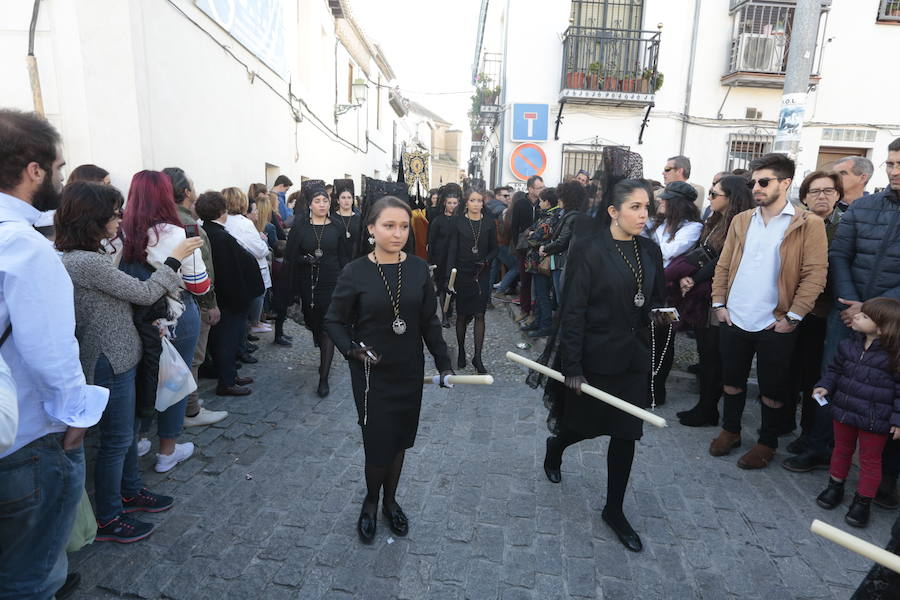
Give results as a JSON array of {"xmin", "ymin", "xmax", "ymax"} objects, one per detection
[
  {"xmin": 446, "ymin": 188, "xmax": 497, "ymax": 374},
  {"xmin": 331, "ymin": 179, "xmax": 360, "ymax": 257},
  {"xmin": 285, "ymin": 186, "xmax": 350, "ymax": 397},
  {"xmin": 325, "ymin": 196, "xmax": 453, "ymax": 544},
  {"xmin": 427, "ymin": 188, "xmax": 460, "ymax": 327}
]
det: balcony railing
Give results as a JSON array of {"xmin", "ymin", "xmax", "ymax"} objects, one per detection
[
  {"xmin": 560, "ymin": 27, "xmax": 661, "ymax": 106},
  {"xmin": 729, "ymin": 0, "xmax": 831, "ymax": 11},
  {"xmin": 879, "ymin": 0, "xmax": 900, "ymax": 21}
]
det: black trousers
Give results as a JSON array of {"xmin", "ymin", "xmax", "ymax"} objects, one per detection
[
  {"xmin": 208, "ymin": 307, "xmax": 248, "ymax": 387},
  {"xmin": 720, "ymin": 324, "xmax": 798, "ymax": 448},
  {"xmin": 695, "ymin": 325, "xmax": 723, "ymax": 411}
]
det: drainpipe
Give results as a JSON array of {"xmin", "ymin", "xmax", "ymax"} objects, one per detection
[
  {"xmin": 679, "ymin": 0, "xmax": 702, "ymax": 154},
  {"xmin": 496, "ymin": 0, "xmax": 511, "ymax": 187},
  {"xmin": 27, "ymin": 0, "xmax": 45, "ymax": 116}
]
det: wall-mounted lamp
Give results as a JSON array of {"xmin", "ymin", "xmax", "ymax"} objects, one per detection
[{"xmin": 335, "ymin": 78, "xmax": 368, "ymax": 118}]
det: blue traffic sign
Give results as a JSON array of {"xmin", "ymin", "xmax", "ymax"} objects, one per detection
[{"xmin": 511, "ymin": 104, "xmax": 549, "ymax": 142}]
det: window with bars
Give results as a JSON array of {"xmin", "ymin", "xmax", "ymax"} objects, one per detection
[
  {"xmin": 570, "ymin": 0, "xmax": 643, "ymax": 29},
  {"xmin": 726, "ymin": 133, "xmax": 774, "ymax": 171},
  {"xmin": 728, "ymin": 3, "xmax": 793, "ymax": 74},
  {"xmin": 879, "ymin": 0, "xmax": 900, "ymax": 21},
  {"xmin": 562, "ymin": 145, "xmax": 605, "ymax": 180}
]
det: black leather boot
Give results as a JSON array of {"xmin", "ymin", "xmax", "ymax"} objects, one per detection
[
  {"xmin": 816, "ymin": 477, "xmax": 845, "ymax": 510},
  {"xmin": 845, "ymin": 493, "xmax": 872, "ymax": 528},
  {"xmin": 875, "ymin": 474, "xmax": 899, "ymax": 509},
  {"xmin": 543, "ymin": 437, "xmax": 561, "ymax": 483}
]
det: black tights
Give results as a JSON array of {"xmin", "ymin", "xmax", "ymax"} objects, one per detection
[
  {"xmin": 363, "ymin": 450, "xmax": 405, "ymax": 515},
  {"xmin": 317, "ymin": 332, "xmax": 334, "ymax": 383},
  {"xmin": 551, "ymin": 428, "xmax": 636, "ymax": 519},
  {"xmin": 455, "ymin": 313, "xmax": 486, "ymax": 359}
]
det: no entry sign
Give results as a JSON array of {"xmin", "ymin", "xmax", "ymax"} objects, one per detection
[{"xmin": 509, "ymin": 143, "xmax": 547, "ymax": 181}]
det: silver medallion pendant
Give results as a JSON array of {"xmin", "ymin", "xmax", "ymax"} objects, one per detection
[
  {"xmin": 346, "ymin": 231, "xmax": 351, "ymax": 239},
  {"xmin": 634, "ymin": 291, "xmax": 645, "ymax": 308},
  {"xmin": 314, "ymin": 248, "xmax": 323, "ymax": 258},
  {"xmin": 392, "ymin": 317, "xmax": 407, "ymax": 335},
  {"xmin": 471, "ymin": 246, "xmax": 478, "ymax": 254}
]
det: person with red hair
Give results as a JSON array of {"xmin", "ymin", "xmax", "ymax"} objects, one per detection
[{"xmin": 120, "ymin": 170, "xmax": 210, "ymax": 473}]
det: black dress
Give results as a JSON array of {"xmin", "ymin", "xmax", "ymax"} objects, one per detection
[
  {"xmin": 557, "ymin": 229, "xmax": 665, "ymax": 440},
  {"xmin": 324, "ymin": 254, "xmax": 452, "ymax": 466},
  {"xmin": 285, "ymin": 219, "xmax": 350, "ymax": 335},
  {"xmin": 427, "ymin": 214, "xmax": 455, "ymax": 291},
  {"xmin": 331, "ymin": 211, "xmax": 361, "ymax": 258},
  {"xmin": 446, "ymin": 216, "xmax": 498, "ymax": 316}
]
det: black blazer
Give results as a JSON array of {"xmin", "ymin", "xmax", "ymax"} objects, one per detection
[
  {"xmin": 201, "ymin": 220, "xmax": 264, "ymax": 312},
  {"xmin": 559, "ymin": 227, "xmax": 665, "ymax": 377},
  {"xmin": 509, "ymin": 196, "xmax": 538, "ymax": 249}
]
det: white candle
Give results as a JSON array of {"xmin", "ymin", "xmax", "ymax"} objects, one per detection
[{"xmin": 810, "ymin": 519, "xmax": 900, "ymax": 574}]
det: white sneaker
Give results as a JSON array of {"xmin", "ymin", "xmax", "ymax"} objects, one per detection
[
  {"xmin": 137, "ymin": 438, "xmax": 151, "ymax": 457},
  {"xmin": 184, "ymin": 407, "xmax": 229, "ymax": 428},
  {"xmin": 250, "ymin": 323, "xmax": 272, "ymax": 333},
  {"xmin": 154, "ymin": 442, "xmax": 195, "ymax": 473}
]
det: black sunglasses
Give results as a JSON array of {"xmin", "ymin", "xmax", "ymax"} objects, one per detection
[{"xmin": 747, "ymin": 177, "xmax": 786, "ymax": 189}]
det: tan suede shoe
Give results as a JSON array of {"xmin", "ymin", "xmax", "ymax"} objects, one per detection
[
  {"xmin": 709, "ymin": 430, "xmax": 742, "ymax": 457},
  {"xmin": 737, "ymin": 444, "xmax": 776, "ymax": 470}
]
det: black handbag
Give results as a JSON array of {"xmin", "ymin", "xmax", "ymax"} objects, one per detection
[{"xmin": 683, "ymin": 241, "xmax": 716, "ymax": 269}]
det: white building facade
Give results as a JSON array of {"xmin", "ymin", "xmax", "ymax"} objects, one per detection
[
  {"xmin": 1, "ymin": 0, "xmax": 423, "ymax": 194},
  {"xmin": 470, "ymin": 0, "xmax": 899, "ymax": 196}
]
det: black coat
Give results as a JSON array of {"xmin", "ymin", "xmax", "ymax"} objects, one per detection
[
  {"xmin": 509, "ymin": 196, "xmax": 538, "ymax": 250},
  {"xmin": 831, "ymin": 187, "xmax": 900, "ymax": 304},
  {"xmin": 559, "ymin": 228, "xmax": 665, "ymax": 378},
  {"xmin": 542, "ymin": 209, "xmax": 585, "ymax": 271},
  {"xmin": 201, "ymin": 220, "xmax": 264, "ymax": 312}
]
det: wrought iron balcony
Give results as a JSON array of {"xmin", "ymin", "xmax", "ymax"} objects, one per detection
[{"xmin": 560, "ymin": 27, "xmax": 661, "ymax": 106}]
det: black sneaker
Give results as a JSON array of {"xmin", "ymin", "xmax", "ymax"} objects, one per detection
[
  {"xmin": 782, "ymin": 451, "xmax": 830, "ymax": 473},
  {"xmin": 122, "ymin": 488, "xmax": 174, "ymax": 514},
  {"xmin": 95, "ymin": 515, "xmax": 155, "ymax": 543}
]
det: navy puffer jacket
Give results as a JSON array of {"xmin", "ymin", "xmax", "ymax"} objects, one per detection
[
  {"xmin": 817, "ymin": 334, "xmax": 900, "ymax": 434},
  {"xmin": 830, "ymin": 187, "xmax": 900, "ymax": 305}
]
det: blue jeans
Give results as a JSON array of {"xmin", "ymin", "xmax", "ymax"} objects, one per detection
[
  {"xmin": 158, "ymin": 297, "xmax": 200, "ymax": 440},
  {"xmin": 93, "ymin": 356, "xmax": 142, "ymax": 523},
  {"xmin": 533, "ymin": 273, "xmax": 553, "ymax": 330},
  {"xmin": 495, "ymin": 246, "xmax": 519, "ymax": 293},
  {"xmin": 0, "ymin": 433, "xmax": 84, "ymax": 600}
]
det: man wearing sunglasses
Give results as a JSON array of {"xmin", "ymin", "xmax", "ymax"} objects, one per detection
[
  {"xmin": 663, "ymin": 155, "xmax": 705, "ymax": 214},
  {"xmin": 709, "ymin": 153, "xmax": 828, "ymax": 470},
  {"xmin": 827, "ymin": 138, "xmax": 900, "ymax": 506}
]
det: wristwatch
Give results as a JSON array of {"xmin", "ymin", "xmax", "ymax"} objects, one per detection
[{"xmin": 784, "ymin": 315, "xmax": 801, "ymax": 326}]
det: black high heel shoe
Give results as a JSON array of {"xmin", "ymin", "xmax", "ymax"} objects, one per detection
[
  {"xmin": 543, "ymin": 437, "xmax": 561, "ymax": 483},
  {"xmin": 472, "ymin": 356, "xmax": 488, "ymax": 375},
  {"xmin": 457, "ymin": 349, "xmax": 466, "ymax": 369},
  {"xmin": 381, "ymin": 503, "xmax": 409, "ymax": 537},
  {"xmin": 317, "ymin": 378, "xmax": 330, "ymax": 398},
  {"xmin": 602, "ymin": 508, "xmax": 642, "ymax": 553},
  {"xmin": 357, "ymin": 504, "xmax": 376, "ymax": 544}
]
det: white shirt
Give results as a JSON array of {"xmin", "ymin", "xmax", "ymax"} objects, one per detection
[
  {"xmin": 0, "ymin": 354, "xmax": 16, "ymax": 454},
  {"xmin": 727, "ymin": 201, "xmax": 797, "ymax": 332},
  {"xmin": 224, "ymin": 214, "xmax": 271, "ymax": 289},
  {"xmin": 651, "ymin": 220, "xmax": 703, "ymax": 268},
  {"xmin": 0, "ymin": 192, "xmax": 109, "ymax": 458}
]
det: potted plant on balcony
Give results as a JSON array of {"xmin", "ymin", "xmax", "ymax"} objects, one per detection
[
  {"xmin": 587, "ymin": 62, "xmax": 601, "ymax": 90},
  {"xmin": 472, "ymin": 127, "xmax": 485, "ymax": 142},
  {"xmin": 621, "ymin": 68, "xmax": 638, "ymax": 93}
]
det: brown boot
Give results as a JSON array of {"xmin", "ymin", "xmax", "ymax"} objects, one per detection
[
  {"xmin": 737, "ymin": 443, "xmax": 776, "ymax": 470},
  {"xmin": 709, "ymin": 430, "xmax": 742, "ymax": 457}
]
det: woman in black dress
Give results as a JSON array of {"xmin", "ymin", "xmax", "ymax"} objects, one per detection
[
  {"xmin": 285, "ymin": 185, "xmax": 350, "ymax": 397},
  {"xmin": 542, "ymin": 179, "xmax": 666, "ymax": 553},
  {"xmin": 427, "ymin": 188, "xmax": 460, "ymax": 327},
  {"xmin": 446, "ymin": 188, "xmax": 498, "ymax": 374},
  {"xmin": 331, "ymin": 179, "xmax": 360, "ymax": 257},
  {"xmin": 325, "ymin": 196, "xmax": 453, "ymax": 544}
]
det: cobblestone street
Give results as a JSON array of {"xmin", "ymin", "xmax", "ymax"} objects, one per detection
[{"xmin": 69, "ymin": 304, "xmax": 895, "ymax": 600}]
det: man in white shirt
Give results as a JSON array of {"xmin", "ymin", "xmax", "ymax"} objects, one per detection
[
  {"xmin": 0, "ymin": 352, "xmax": 15, "ymax": 455},
  {"xmin": 0, "ymin": 109, "xmax": 108, "ymax": 599},
  {"xmin": 709, "ymin": 153, "xmax": 828, "ymax": 470}
]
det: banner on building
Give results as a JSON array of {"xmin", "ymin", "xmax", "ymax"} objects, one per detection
[{"xmin": 196, "ymin": 0, "xmax": 287, "ymax": 78}]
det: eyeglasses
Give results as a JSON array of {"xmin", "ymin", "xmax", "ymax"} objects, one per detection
[
  {"xmin": 885, "ymin": 162, "xmax": 900, "ymax": 173},
  {"xmin": 747, "ymin": 177, "xmax": 786, "ymax": 189},
  {"xmin": 806, "ymin": 188, "xmax": 838, "ymax": 198},
  {"xmin": 708, "ymin": 190, "xmax": 727, "ymax": 198}
]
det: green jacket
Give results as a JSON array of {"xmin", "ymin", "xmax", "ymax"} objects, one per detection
[{"xmin": 177, "ymin": 204, "xmax": 217, "ymax": 310}]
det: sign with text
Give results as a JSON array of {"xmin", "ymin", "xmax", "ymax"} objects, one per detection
[
  {"xmin": 196, "ymin": 0, "xmax": 287, "ymax": 77},
  {"xmin": 511, "ymin": 104, "xmax": 549, "ymax": 142},
  {"xmin": 509, "ymin": 143, "xmax": 547, "ymax": 181}
]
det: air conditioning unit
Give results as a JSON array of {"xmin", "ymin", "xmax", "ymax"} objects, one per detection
[
  {"xmin": 735, "ymin": 33, "xmax": 785, "ymax": 73},
  {"xmin": 745, "ymin": 107, "xmax": 762, "ymax": 120}
]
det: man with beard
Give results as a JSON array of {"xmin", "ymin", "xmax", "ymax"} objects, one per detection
[
  {"xmin": 0, "ymin": 109, "xmax": 108, "ymax": 599},
  {"xmin": 709, "ymin": 153, "xmax": 827, "ymax": 470}
]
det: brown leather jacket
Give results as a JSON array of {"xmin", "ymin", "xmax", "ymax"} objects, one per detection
[{"xmin": 712, "ymin": 206, "xmax": 828, "ymax": 320}]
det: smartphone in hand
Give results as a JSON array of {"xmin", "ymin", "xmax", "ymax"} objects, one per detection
[{"xmin": 185, "ymin": 224, "xmax": 200, "ymax": 238}]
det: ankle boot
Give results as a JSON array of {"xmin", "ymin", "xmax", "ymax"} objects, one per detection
[
  {"xmin": 543, "ymin": 437, "xmax": 562, "ymax": 483},
  {"xmin": 678, "ymin": 401, "xmax": 719, "ymax": 427},
  {"xmin": 816, "ymin": 477, "xmax": 845, "ymax": 509},
  {"xmin": 845, "ymin": 493, "xmax": 872, "ymax": 528},
  {"xmin": 875, "ymin": 474, "xmax": 899, "ymax": 509}
]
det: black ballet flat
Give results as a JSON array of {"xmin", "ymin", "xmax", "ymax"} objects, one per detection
[
  {"xmin": 602, "ymin": 509, "xmax": 643, "ymax": 553},
  {"xmin": 457, "ymin": 350, "xmax": 467, "ymax": 369},
  {"xmin": 317, "ymin": 379, "xmax": 330, "ymax": 398},
  {"xmin": 381, "ymin": 504, "xmax": 409, "ymax": 537},
  {"xmin": 472, "ymin": 357, "xmax": 488, "ymax": 375},
  {"xmin": 543, "ymin": 437, "xmax": 561, "ymax": 484},
  {"xmin": 357, "ymin": 506, "xmax": 376, "ymax": 544}
]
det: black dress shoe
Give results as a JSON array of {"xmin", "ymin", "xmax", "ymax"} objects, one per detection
[
  {"xmin": 273, "ymin": 336, "xmax": 293, "ymax": 347},
  {"xmin": 472, "ymin": 357, "xmax": 488, "ymax": 375},
  {"xmin": 237, "ymin": 352, "xmax": 258, "ymax": 364},
  {"xmin": 55, "ymin": 572, "xmax": 81, "ymax": 600},
  {"xmin": 520, "ymin": 322, "xmax": 539, "ymax": 332},
  {"xmin": 457, "ymin": 350, "xmax": 466, "ymax": 369},
  {"xmin": 816, "ymin": 477, "xmax": 845, "ymax": 509},
  {"xmin": 543, "ymin": 437, "xmax": 561, "ymax": 483},
  {"xmin": 783, "ymin": 450, "xmax": 830, "ymax": 473},
  {"xmin": 246, "ymin": 342, "xmax": 259, "ymax": 352},
  {"xmin": 235, "ymin": 376, "xmax": 254, "ymax": 386},
  {"xmin": 280, "ymin": 334, "xmax": 294, "ymax": 342},
  {"xmin": 845, "ymin": 493, "xmax": 872, "ymax": 528},
  {"xmin": 247, "ymin": 334, "xmax": 260, "ymax": 342},
  {"xmin": 601, "ymin": 509, "xmax": 642, "ymax": 553},
  {"xmin": 381, "ymin": 504, "xmax": 409, "ymax": 537},
  {"xmin": 678, "ymin": 409, "xmax": 719, "ymax": 428},
  {"xmin": 317, "ymin": 379, "xmax": 330, "ymax": 398},
  {"xmin": 357, "ymin": 506, "xmax": 376, "ymax": 544},
  {"xmin": 786, "ymin": 436, "xmax": 809, "ymax": 455},
  {"xmin": 216, "ymin": 385, "xmax": 252, "ymax": 397}
]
